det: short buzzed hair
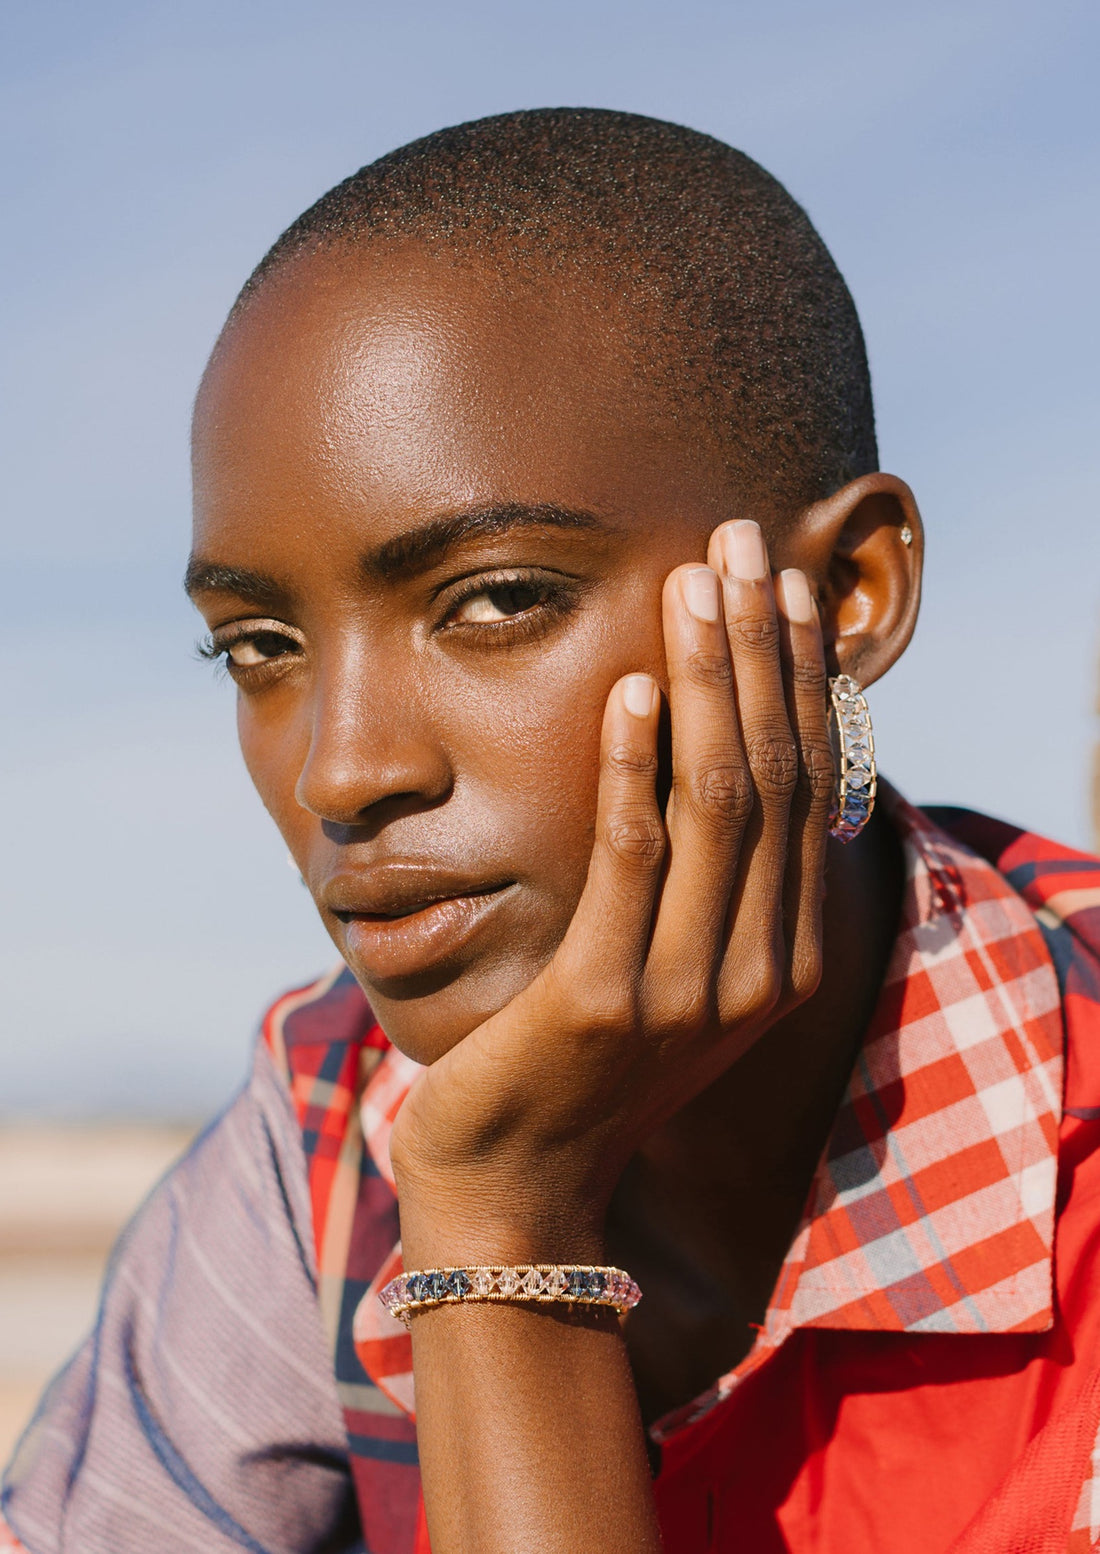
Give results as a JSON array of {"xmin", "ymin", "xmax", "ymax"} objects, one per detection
[{"xmin": 237, "ymin": 108, "xmax": 877, "ymax": 516}]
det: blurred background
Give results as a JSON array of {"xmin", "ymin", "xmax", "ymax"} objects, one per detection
[{"xmin": 1, "ymin": 0, "xmax": 1098, "ymax": 1461}]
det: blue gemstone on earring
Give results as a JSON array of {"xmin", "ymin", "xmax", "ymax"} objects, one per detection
[{"xmin": 446, "ymin": 1269, "xmax": 471, "ymax": 1297}]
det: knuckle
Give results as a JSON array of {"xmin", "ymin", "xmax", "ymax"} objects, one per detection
[
  {"xmin": 682, "ymin": 649, "xmax": 733, "ymax": 691},
  {"xmin": 790, "ymin": 944, "xmax": 824, "ymax": 1002},
  {"xmin": 731, "ymin": 613, "xmax": 780, "ymax": 656},
  {"xmin": 726, "ymin": 963, "xmax": 781, "ymax": 1020},
  {"xmin": 660, "ymin": 984, "xmax": 713, "ymax": 1038},
  {"xmin": 751, "ymin": 966, "xmax": 783, "ymax": 1015},
  {"xmin": 574, "ymin": 985, "xmax": 636, "ymax": 1037},
  {"xmin": 605, "ymin": 741, "xmax": 659, "ymax": 780},
  {"xmin": 603, "ymin": 814, "xmax": 666, "ymax": 867},
  {"xmin": 746, "ymin": 732, "xmax": 799, "ymax": 798},
  {"xmin": 791, "ymin": 656, "xmax": 827, "ymax": 697},
  {"xmin": 685, "ymin": 760, "xmax": 754, "ymax": 827},
  {"xmin": 802, "ymin": 738, "xmax": 838, "ymax": 807}
]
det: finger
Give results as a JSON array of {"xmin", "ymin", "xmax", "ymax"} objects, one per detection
[
  {"xmin": 707, "ymin": 521, "xmax": 797, "ymax": 1008},
  {"xmin": 646, "ymin": 563, "xmax": 750, "ymax": 991},
  {"xmin": 774, "ymin": 569, "xmax": 832, "ymax": 1003},
  {"xmin": 551, "ymin": 673, "xmax": 666, "ymax": 1002}
]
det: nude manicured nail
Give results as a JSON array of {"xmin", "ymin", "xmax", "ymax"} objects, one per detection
[
  {"xmin": 776, "ymin": 569, "xmax": 814, "ymax": 623},
  {"xmin": 622, "ymin": 674, "xmax": 657, "ymax": 718},
  {"xmin": 682, "ymin": 566, "xmax": 720, "ymax": 622},
  {"xmin": 721, "ymin": 520, "xmax": 768, "ymax": 581}
]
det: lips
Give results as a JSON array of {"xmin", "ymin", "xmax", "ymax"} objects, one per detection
[{"xmin": 323, "ymin": 863, "xmax": 516, "ymax": 987}]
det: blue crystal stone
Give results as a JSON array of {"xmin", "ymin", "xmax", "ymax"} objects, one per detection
[
  {"xmin": 425, "ymin": 1271, "xmax": 448, "ymax": 1301},
  {"xmin": 565, "ymin": 1268, "xmax": 607, "ymax": 1299},
  {"xmin": 446, "ymin": 1269, "xmax": 471, "ymax": 1297},
  {"xmin": 407, "ymin": 1273, "xmax": 429, "ymax": 1303}
]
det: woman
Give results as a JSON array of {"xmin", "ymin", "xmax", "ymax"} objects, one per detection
[{"xmin": 5, "ymin": 108, "xmax": 1100, "ymax": 1554}]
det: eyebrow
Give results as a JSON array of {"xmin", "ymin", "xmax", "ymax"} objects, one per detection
[
  {"xmin": 362, "ymin": 502, "xmax": 614, "ymax": 581},
  {"xmin": 184, "ymin": 502, "xmax": 614, "ymax": 604},
  {"xmin": 183, "ymin": 559, "xmax": 289, "ymax": 606}
]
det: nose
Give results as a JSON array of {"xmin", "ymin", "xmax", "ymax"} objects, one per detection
[{"xmin": 294, "ymin": 651, "xmax": 453, "ymax": 827}]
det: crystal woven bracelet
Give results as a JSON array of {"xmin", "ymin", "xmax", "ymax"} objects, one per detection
[{"xmin": 378, "ymin": 1265, "xmax": 642, "ymax": 1326}]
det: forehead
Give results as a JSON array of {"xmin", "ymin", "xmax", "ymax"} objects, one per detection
[{"xmin": 192, "ymin": 244, "xmax": 730, "ymax": 549}]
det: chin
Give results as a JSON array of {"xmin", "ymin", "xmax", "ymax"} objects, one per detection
[{"xmin": 356, "ymin": 950, "xmax": 552, "ymax": 1067}]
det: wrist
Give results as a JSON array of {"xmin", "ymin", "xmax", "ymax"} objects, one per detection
[{"xmin": 396, "ymin": 1179, "xmax": 607, "ymax": 1270}]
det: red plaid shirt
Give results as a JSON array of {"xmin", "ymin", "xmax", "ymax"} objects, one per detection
[{"xmin": 5, "ymin": 791, "xmax": 1100, "ymax": 1553}]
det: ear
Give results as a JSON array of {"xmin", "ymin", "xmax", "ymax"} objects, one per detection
[{"xmin": 779, "ymin": 473, "xmax": 923, "ymax": 686}]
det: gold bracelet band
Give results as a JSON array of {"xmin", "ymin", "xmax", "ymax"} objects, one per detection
[{"xmin": 378, "ymin": 1265, "xmax": 642, "ymax": 1326}]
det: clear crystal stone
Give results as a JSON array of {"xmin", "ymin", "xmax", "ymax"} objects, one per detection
[
  {"xmin": 498, "ymin": 1267, "xmax": 520, "ymax": 1297},
  {"xmin": 845, "ymin": 768, "xmax": 870, "ymax": 789},
  {"xmin": 520, "ymin": 1268, "xmax": 544, "ymax": 1296},
  {"xmin": 472, "ymin": 1268, "xmax": 495, "ymax": 1296},
  {"xmin": 544, "ymin": 1266, "xmax": 566, "ymax": 1296}
]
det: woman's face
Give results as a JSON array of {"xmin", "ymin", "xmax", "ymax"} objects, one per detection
[{"xmin": 190, "ymin": 246, "xmax": 760, "ymax": 1063}]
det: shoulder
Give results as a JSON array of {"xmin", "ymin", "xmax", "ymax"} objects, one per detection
[
  {"xmin": 925, "ymin": 806, "xmax": 1100, "ymax": 963},
  {"xmin": 928, "ymin": 806, "xmax": 1100, "ymax": 1114},
  {"xmin": 1, "ymin": 1043, "xmax": 352, "ymax": 1553}
]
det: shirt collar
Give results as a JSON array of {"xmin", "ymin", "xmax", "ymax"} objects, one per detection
[{"xmin": 353, "ymin": 786, "xmax": 1065, "ymax": 1426}]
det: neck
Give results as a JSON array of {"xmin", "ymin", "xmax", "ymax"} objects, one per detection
[{"xmin": 608, "ymin": 805, "xmax": 906, "ymax": 1422}]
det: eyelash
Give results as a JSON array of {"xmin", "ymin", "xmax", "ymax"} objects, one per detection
[
  {"xmin": 198, "ymin": 569, "xmax": 578, "ymax": 679},
  {"xmin": 437, "ymin": 569, "xmax": 577, "ymax": 641},
  {"xmin": 196, "ymin": 623, "xmax": 303, "ymax": 681}
]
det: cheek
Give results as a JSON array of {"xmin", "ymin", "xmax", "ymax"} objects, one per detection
[
  {"xmin": 235, "ymin": 695, "xmax": 311, "ymax": 843},
  {"xmin": 491, "ymin": 683, "xmax": 605, "ymax": 886},
  {"xmin": 452, "ymin": 601, "xmax": 666, "ymax": 898}
]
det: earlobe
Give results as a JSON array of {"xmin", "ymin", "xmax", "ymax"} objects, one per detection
[{"xmin": 794, "ymin": 473, "xmax": 923, "ymax": 687}]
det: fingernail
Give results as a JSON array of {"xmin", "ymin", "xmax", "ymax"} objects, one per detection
[
  {"xmin": 721, "ymin": 520, "xmax": 768, "ymax": 581},
  {"xmin": 622, "ymin": 673, "xmax": 657, "ymax": 718},
  {"xmin": 681, "ymin": 566, "xmax": 720, "ymax": 623},
  {"xmin": 776, "ymin": 569, "xmax": 814, "ymax": 623}
]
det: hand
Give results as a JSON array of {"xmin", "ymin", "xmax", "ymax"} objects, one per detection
[{"xmin": 391, "ymin": 518, "xmax": 834, "ymax": 1263}]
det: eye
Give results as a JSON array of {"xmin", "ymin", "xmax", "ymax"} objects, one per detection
[
  {"xmin": 447, "ymin": 579, "xmax": 551, "ymax": 625},
  {"xmin": 224, "ymin": 630, "xmax": 299, "ymax": 667},
  {"xmin": 199, "ymin": 620, "xmax": 303, "ymax": 678}
]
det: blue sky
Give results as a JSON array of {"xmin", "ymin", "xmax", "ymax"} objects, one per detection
[{"xmin": 2, "ymin": 0, "xmax": 1098, "ymax": 1116}]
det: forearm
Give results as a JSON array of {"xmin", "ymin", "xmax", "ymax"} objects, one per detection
[{"xmin": 409, "ymin": 1295, "xmax": 661, "ymax": 1554}]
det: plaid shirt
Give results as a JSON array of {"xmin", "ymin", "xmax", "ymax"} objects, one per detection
[{"xmin": 5, "ymin": 789, "xmax": 1100, "ymax": 1552}]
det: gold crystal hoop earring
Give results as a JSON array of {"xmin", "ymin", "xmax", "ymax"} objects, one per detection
[{"xmin": 828, "ymin": 675, "xmax": 876, "ymax": 842}]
